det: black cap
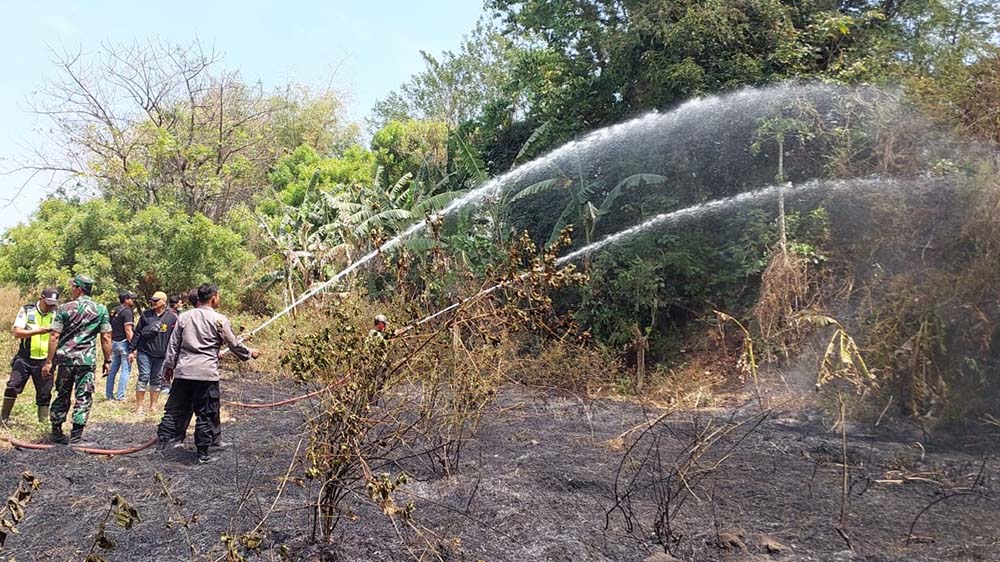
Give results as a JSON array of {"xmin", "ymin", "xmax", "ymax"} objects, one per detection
[
  {"xmin": 119, "ymin": 290, "xmax": 137, "ymax": 303},
  {"xmin": 41, "ymin": 287, "xmax": 60, "ymax": 306}
]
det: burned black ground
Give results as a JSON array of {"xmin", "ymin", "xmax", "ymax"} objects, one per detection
[{"xmin": 1, "ymin": 376, "xmax": 998, "ymax": 562}]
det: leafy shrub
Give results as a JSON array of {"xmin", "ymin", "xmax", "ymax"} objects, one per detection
[{"xmin": 0, "ymin": 198, "xmax": 252, "ymax": 304}]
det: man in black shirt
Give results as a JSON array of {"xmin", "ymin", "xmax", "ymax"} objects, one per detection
[
  {"xmin": 130, "ymin": 291, "xmax": 178, "ymax": 414},
  {"xmin": 105, "ymin": 291, "xmax": 136, "ymax": 401},
  {"xmin": 168, "ymin": 294, "xmax": 183, "ymax": 314}
]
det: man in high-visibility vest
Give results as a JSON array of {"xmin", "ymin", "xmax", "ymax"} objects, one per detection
[{"xmin": 2, "ymin": 287, "xmax": 60, "ymax": 424}]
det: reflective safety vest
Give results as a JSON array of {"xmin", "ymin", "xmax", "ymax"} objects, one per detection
[{"xmin": 17, "ymin": 303, "xmax": 53, "ymax": 361}]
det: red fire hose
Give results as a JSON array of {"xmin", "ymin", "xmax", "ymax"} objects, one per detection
[
  {"xmin": 2, "ymin": 377, "xmax": 348, "ymax": 455},
  {"xmin": 0, "ymin": 435, "xmax": 158, "ymax": 456}
]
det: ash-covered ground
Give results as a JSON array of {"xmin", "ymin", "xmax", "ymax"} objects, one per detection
[{"xmin": 1, "ymin": 376, "xmax": 997, "ymax": 562}]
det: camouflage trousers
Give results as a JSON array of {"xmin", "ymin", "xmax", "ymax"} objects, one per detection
[{"xmin": 50, "ymin": 364, "xmax": 95, "ymax": 428}]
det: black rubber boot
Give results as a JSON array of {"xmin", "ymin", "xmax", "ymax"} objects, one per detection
[
  {"xmin": 50, "ymin": 425, "xmax": 68, "ymax": 444},
  {"xmin": 36, "ymin": 405, "xmax": 49, "ymax": 424},
  {"xmin": 196, "ymin": 447, "xmax": 216, "ymax": 465},
  {"xmin": 1, "ymin": 397, "xmax": 15, "ymax": 423},
  {"xmin": 69, "ymin": 424, "xmax": 90, "ymax": 446}
]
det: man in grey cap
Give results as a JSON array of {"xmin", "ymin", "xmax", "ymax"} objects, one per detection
[{"xmin": 2, "ymin": 287, "xmax": 60, "ymax": 424}]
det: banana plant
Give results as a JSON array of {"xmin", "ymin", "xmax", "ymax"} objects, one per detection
[
  {"xmin": 331, "ymin": 165, "xmax": 467, "ymax": 252},
  {"xmin": 255, "ymin": 171, "xmax": 352, "ymax": 305},
  {"xmin": 508, "ymin": 170, "xmax": 668, "ymax": 248}
]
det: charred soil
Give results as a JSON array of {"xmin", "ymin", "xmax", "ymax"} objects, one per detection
[{"xmin": 0, "ymin": 376, "xmax": 998, "ymax": 562}]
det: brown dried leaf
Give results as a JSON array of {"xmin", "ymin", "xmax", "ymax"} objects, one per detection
[
  {"xmin": 757, "ymin": 533, "xmax": 788, "ymax": 553},
  {"xmin": 718, "ymin": 529, "xmax": 747, "ymax": 551}
]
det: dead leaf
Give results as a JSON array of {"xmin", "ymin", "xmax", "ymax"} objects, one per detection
[
  {"xmin": 718, "ymin": 528, "xmax": 747, "ymax": 551},
  {"xmin": 757, "ymin": 533, "xmax": 788, "ymax": 554}
]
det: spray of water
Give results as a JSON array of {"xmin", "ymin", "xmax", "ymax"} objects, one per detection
[
  {"xmin": 554, "ymin": 178, "xmax": 858, "ymax": 265},
  {"xmin": 246, "ymin": 83, "xmax": 868, "ymax": 337},
  {"xmin": 405, "ymin": 177, "xmax": 890, "ymax": 329}
]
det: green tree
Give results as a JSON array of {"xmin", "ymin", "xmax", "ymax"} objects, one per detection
[
  {"xmin": 370, "ymin": 22, "xmax": 516, "ymax": 129},
  {"xmin": 24, "ymin": 40, "xmax": 358, "ymax": 219},
  {"xmin": 0, "ymin": 197, "xmax": 252, "ymax": 304},
  {"xmin": 267, "ymin": 84, "xmax": 360, "ymax": 158},
  {"xmin": 478, "ymin": 0, "xmax": 1000, "ymax": 167},
  {"xmin": 371, "ymin": 120, "xmax": 451, "ymax": 186},
  {"xmin": 266, "ymin": 144, "xmax": 375, "ymax": 208}
]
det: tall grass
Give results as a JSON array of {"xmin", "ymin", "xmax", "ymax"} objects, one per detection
[{"xmin": 0, "ymin": 286, "xmax": 21, "ymax": 370}]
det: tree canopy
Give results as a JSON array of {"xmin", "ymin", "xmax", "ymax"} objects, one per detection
[
  {"xmin": 1, "ymin": 2, "xmax": 997, "ymax": 371},
  {"xmin": 0, "ymin": 198, "xmax": 251, "ymax": 304}
]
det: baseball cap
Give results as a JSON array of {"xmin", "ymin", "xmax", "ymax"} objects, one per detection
[
  {"xmin": 119, "ymin": 290, "xmax": 137, "ymax": 300},
  {"xmin": 41, "ymin": 287, "xmax": 59, "ymax": 306},
  {"xmin": 71, "ymin": 274, "xmax": 94, "ymax": 292},
  {"xmin": 150, "ymin": 291, "xmax": 168, "ymax": 302},
  {"xmin": 374, "ymin": 314, "xmax": 387, "ymax": 324}
]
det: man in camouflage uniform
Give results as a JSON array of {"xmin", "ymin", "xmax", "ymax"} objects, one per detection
[{"xmin": 40, "ymin": 274, "xmax": 113, "ymax": 445}]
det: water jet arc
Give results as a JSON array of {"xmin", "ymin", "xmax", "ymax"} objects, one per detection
[
  {"xmin": 243, "ymin": 83, "xmax": 856, "ymax": 338},
  {"xmin": 405, "ymin": 177, "xmax": 887, "ymax": 329}
]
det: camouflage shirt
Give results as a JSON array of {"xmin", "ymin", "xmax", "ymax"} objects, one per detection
[{"xmin": 50, "ymin": 295, "xmax": 112, "ymax": 367}]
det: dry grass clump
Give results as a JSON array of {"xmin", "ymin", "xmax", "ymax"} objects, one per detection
[
  {"xmin": 638, "ymin": 323, "xmax": 742, "ymax": 408},
  {"xmin": 0, "ymin": 286, "xmax": 21, "ymax": 369},
  {"xmin": 646, "ymin": 362, "xmax": 724, "ymax": 409},
  {"xmin": 752, "ymin": 249, "xmax": 814, "ymax": 362},
  {"xmin": 788, "ymin": 169, "xmax": 1000, "ymax": 421},
  {"xmin": 511, "ymin": 340, "xmax": 624, "ymax": 393},
  {"xmin": 860, "ymin": 280, "xmax": 948, "ymax": 416},
  {"xmin": 956, "ymin": 164, "xmax": 1000, "ymax": 301}
]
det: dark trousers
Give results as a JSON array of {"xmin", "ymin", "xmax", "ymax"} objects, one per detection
[
  {"xmin": 178, "ymin": 408, "xmax": 221, "ymax": 445},
  {"xmin": 157, "ymin": 379, "xmax": 219, "ymax": 450},
  {"xmin": 5, "ymin": 356, "xmax": 53, "ymax": 405}
]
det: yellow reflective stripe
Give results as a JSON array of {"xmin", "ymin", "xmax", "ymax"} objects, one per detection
[{"xmin": 29, "ymin": 311, "xmax": 52, "ymax": 360}]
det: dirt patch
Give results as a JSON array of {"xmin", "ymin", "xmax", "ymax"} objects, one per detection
[{"xmin": 0, "ymin": 376, "xmax": 998, "ymax": 562}]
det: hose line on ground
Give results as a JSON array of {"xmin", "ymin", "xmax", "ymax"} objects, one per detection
[
  {"xmin": 2, "ymin": 377, "xmax": 348, "ymax": 455},
  {"xmin": 0, "ymin": 435, "xmax": 158, "ymax": 456}
]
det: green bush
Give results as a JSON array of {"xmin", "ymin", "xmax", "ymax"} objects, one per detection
[
  {"xmin": 0, "ymin": 197, "xmax": 253, "ymax": 304},
  {"xmin": 575, "ymin": 206, "xmax": 830, "ymax": 358}
]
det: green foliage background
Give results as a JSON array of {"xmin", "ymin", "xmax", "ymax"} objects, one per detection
[
  {"xmin": 0, "ymin": 198, "xmax": 251, "ymax": 304},
  {"xmin": 0, "ymin": 1, "xmax": 997, "ymax": 403}
]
